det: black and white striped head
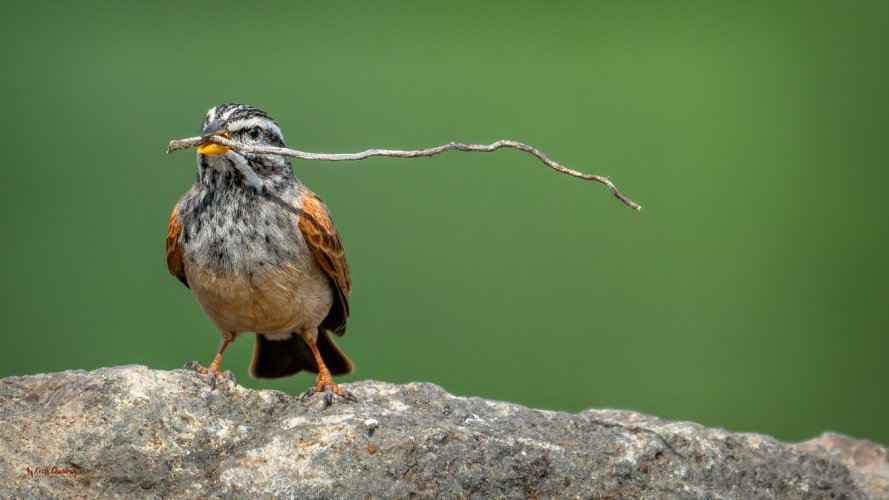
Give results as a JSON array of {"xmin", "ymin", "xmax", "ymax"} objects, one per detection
[{"xmin": 196, "ymin": 104, "xmax": 292, "ymax": 189}]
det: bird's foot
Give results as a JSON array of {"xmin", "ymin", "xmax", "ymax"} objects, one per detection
[
  {"xmin": 184, "ymin": 360, "xmax": 236, "ymax": 390},
  {"xmin": 301, "ymin": 380, "xmax": 357, "ymax": 408}
]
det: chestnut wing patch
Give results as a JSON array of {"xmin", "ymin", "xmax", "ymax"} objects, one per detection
[
  {"xmin": 298, "ymin": 192, "xmax": 351, "ymax": 335},
  {"xmin": 166, "ymin": 203, "xmax": 188, "ymax": 288}
]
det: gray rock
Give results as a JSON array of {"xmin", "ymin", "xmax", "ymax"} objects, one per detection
[{"xmin": 0, "ymin": 365, "xmax": 885, "ymax": 498}]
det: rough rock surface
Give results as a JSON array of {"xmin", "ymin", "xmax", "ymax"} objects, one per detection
[{"xmin": 0, "ymin": 366, "xmax": 886, "ymax": 498}]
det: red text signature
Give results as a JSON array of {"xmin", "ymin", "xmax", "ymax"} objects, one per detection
[{"xmin": 25, "ymin": 466, "xmax": 78, "ymax": 477}]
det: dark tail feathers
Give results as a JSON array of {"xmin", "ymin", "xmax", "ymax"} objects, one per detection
[{"xmin": 249, "ymin": 329, "xmax": 352, "ymax": 379}]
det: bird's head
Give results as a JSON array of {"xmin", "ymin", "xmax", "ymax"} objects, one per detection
[
  {"xmin": 196, "ymin": 104, "xmax": 291, "ymax": 188},
  {"xmin": 198, "ymin": 103, "xmax": 286, "ymax": 154}
]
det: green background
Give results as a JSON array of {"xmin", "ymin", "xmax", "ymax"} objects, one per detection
[{"xmin": 1, "ymin": 2, "xmax": 886, "ymax": 445}]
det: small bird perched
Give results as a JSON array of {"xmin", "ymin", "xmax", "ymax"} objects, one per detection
[{"xmin": 166, "ymin": 104, "xmax": 354, "ymax": 402}]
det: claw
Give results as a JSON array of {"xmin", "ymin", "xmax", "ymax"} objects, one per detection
[
  {"xmin": 301, "ymin": 380, "xmax": 357, "ymax": 406},
  {"xmin": 185, "ymin": 339, "xmax": 234, "ymax": 390},
  {"xmin": 186, "ymin": 361, "xmax": 233, "ymax": 391},
  {"xmin": 298, "ymin": 335, "xmax": 356, "ymax": 406}
]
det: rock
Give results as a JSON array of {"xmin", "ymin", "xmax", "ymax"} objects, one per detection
[{"xmin": 0, "ymin": 366, "xmax": 885, "ymax": 498}]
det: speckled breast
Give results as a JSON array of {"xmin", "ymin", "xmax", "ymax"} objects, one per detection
[{"xmin": 178, "ymin": 183, "xmax": 333, "ymax": 336}]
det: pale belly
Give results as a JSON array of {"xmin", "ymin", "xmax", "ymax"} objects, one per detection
[{"xmin": 184, "ymin": 258, "xmax": 333, "ymax": 337}]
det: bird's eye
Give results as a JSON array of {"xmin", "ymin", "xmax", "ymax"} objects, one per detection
[{"xmin": 248, "ymin": 127, "xmax": 262, "ymax": 139}]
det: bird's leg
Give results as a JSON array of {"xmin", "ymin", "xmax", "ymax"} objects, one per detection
[
  {"xmin": 301, "ymin": 337, "xmax": 357, "ymax": 405},
  {"xmin": 186, "ymin": 337, "xmax": 236, "ymax": 389}
]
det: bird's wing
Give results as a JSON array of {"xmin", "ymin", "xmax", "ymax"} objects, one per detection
[
  {"xmin": 166, "ymin": 202, "xmax": 189, "ymax": 288},
  {"xmin": 298, "ymin": 191, "xmax": 351, "ymax": 335}
]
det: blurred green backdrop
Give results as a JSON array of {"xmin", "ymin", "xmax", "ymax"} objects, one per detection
[{"xmin": 1, "ymin": 1, "xmax": 886, "ymax": 445}]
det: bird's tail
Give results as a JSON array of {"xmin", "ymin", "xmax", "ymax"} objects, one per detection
[{"xmin": 249, "ymin": 329, "xmax": 353, "ymax": 379}]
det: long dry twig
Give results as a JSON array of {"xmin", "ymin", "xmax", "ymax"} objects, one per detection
[{"xmin": 167, "ymin": 135, "xmax": 641, "ymax": 210}]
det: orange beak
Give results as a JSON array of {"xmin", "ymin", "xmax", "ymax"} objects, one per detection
[{"xmin": 197, "ymin": 120, "xmax": 231, "ymax": 155}]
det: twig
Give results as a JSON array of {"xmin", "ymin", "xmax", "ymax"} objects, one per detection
[{"xmin": 167, "ymin": 135, "xmax": 641, "ymax": 211}]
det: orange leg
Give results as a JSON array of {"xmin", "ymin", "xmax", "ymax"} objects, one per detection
[
  {"xmin": 301, "ymin": 337, "xmax": 356, "ymax": 404},
  {"xmin": 186, "ymin": 338, "xmax": 236, "ymax": 389},
  {"xmin": 207, "ymin": 337, "xmax": 233, "ymax": 373}
]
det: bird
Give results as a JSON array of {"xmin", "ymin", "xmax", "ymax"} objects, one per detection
[{"xmin": 166, "ymin": 103, "xmax": 355, "ymax": 402}]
